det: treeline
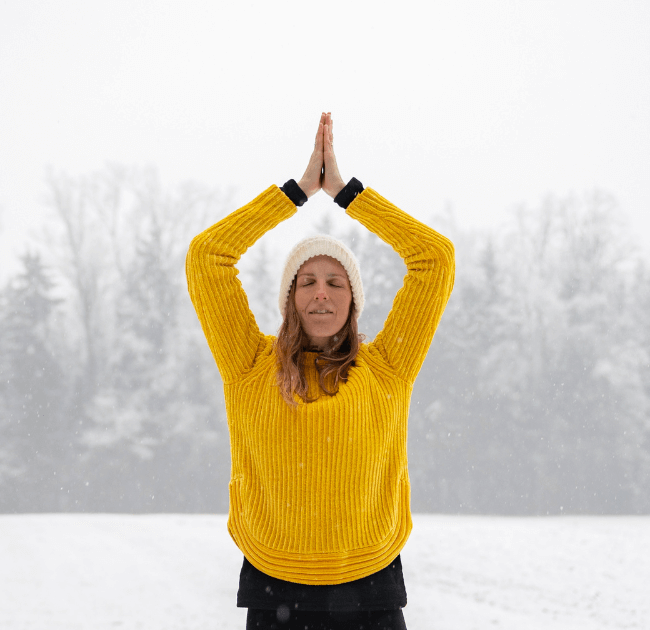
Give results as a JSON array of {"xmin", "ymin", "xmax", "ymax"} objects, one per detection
[
  {"xmin": 0, "ymin": 167, "xmax": 230, "ymax": 512},
  {"xmin": 0, "ymin": 167, "xmax": 648, "ymax": 514}
]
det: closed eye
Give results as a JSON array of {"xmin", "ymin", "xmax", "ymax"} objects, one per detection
[{"xmin": 300, "ymin": 281, "xmax": 344, "ymax": 288}]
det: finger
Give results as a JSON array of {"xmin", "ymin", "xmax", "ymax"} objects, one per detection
[
  {"xmin": 314, "ymin": 123, "xmax": 325, "ymax": 153},
  {"xmin": 315, "ymin": 122, "xmax": 324, "ymax": 150}
]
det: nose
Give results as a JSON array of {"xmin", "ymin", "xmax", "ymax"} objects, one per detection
[{"xmin": 314, "ymin": 281, "xmax": 329, "ymax": 300}]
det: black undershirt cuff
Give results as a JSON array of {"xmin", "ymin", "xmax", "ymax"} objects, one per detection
[
  {"xmin": 334, "ymin": 177, "xmax": 364, "ymax": 209},
  {"xmin": 280, "ymin": 180, "xmax": 308, "ymax": 207}
]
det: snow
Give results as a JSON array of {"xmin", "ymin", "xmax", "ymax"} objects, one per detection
[{"xmin": 0, "ymin": 514, "xmax": 647, "ymax": 629}]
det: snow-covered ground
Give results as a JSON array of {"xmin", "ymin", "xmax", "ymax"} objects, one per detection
[{"xmin": 0, "ymin": 514, "xmax": 647, "ymax": 630}]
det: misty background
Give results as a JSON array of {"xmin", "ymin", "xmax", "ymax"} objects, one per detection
[{"xmin": 1, "ymin": 0, "xmax": 649, "ymax": 516}]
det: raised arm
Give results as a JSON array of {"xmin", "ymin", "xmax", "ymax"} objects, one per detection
[
  {"xmin": 348, "ymin": 191, "xmax": 455, "ymax": 383},
  {"xmin": 186, "ymin": 114, "xmax": 327, "ymax": 384},
  {"xmin": 321, "ymin": 113, "xmax": 455, "ymax": 383},
  {"xmin": 186, "ymin": 188, "xmax": 296, "ymax": 384}
]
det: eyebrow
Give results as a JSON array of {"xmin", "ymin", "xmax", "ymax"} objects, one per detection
[{"xmin": 297, "ymin": 272, "xmax": 347, "ymax": 279}]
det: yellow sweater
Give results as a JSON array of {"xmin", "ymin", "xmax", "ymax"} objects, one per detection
[{"xmin": 186, "ymin": 185, "xmax": 455, "ymax": 584}]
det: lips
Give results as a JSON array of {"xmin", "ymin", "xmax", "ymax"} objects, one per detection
[{"xmin": 309, "ymin": 309, "xmax": 333, "ymax": 314}]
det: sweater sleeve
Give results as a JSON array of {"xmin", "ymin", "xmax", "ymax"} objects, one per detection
[
  {"xmin": 186, "ymin": 186, "xmax": 298, "ymax": 384},
  {"xmin": 347, "ymin": 188, "xmax": 455, "ymax": 384}
]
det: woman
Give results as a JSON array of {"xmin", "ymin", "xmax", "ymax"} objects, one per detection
[{"xmin": 186, "ymin": 113, "xmax": 455, "ymax": 630}]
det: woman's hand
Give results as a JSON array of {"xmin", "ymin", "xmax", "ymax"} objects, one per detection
[
  {"xmin": 298, "ymin": 113, "xmax": 326, "ymax": 198},
  {"xmin": 322, "ymin": 112, "xmax": 346, "ymax": 198}
]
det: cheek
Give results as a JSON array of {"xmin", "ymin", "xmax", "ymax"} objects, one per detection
[
  {"xmin": 294, "ymin": 290, "xmax": 308, "ymax": 313},
  {"xmin": 338, "ymin": 293, "xmax": 352, "ymax": 319}
]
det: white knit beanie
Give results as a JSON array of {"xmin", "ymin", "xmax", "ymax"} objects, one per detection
[{"xmin": 278, "ymin": 235, "xmax": 364, "ymax": 320}]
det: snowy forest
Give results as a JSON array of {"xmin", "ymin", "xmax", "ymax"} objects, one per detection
[{"xmin": 1, "ymin": 166, "xmax": 649, "ymax": 515}]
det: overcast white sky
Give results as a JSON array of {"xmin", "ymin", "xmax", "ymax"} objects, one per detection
[{"xmin": 1, "ymin": 0, "xmax": 649, "ymax": 278}]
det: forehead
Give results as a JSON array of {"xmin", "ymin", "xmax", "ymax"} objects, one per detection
[{"xmin": 297, "ymin": 255, "xmax": 348, "ymax": 277}]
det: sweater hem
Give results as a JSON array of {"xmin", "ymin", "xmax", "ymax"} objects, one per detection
[{"xmin": 227, "ymin": 479, "xmax": 413, "ymax": 585}]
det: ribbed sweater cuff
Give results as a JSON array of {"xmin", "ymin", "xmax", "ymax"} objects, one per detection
[
  {"xmin": 280, "ymin": 179, "xmax": 308, "ymax": 207},
  {"xmin": 334, "ymin": 177, "xmax": 364, "ymax": 209}
]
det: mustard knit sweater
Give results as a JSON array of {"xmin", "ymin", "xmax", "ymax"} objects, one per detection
[{"xmin": 186, "ymin": 185, "xmax": 455, "ymax": 585}]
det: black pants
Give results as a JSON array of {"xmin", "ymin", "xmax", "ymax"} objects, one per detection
[{"xmin": 246, "ymin": 607, "xmax": 407, "ymax": 630}]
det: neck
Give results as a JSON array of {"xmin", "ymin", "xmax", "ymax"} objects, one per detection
[
  {"xmin": 304, "ymin": 333, "xmax": 336, "ymax": 352},
  {"xmin": 304, "ymin": 340, "xmax": 328, "ymax": 352}
]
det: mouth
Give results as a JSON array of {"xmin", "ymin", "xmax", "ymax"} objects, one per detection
[{"xmin": 309, "ymin": 309, "xmax": 333, "ymax": 315}]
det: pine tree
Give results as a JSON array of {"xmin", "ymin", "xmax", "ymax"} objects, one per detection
[{"xmin": 0, "ymin": 253, "xmax": 68, "ymax": 511}]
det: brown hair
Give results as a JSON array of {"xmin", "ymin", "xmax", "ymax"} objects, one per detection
[{"xmin": 275, "ymin": 279, "xmax": 364, "ymax": 405}]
